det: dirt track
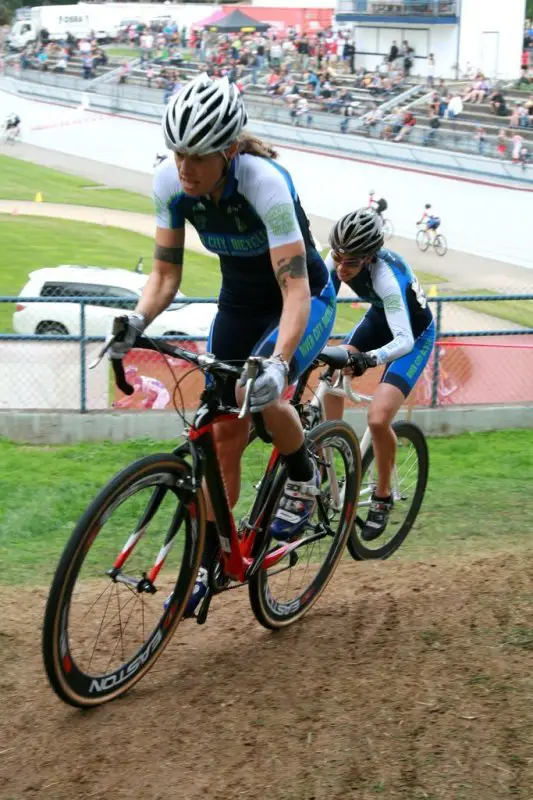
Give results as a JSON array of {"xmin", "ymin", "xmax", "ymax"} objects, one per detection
[{"xmin": 2, "ymin": 552, "xmax": 533, "ymax": 800}]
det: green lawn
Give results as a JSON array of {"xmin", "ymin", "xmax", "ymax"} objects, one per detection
[
  {"xmin": 450, "ymin": 288, "xmax": 533, "ymax": 329},
  {"xmin": 0, "ymin": 429, "xmax": 531, "ymax": 585},
  {"xmin": 0, "ymin": 154, "xmax": 153, "ymax": 214},
  {"xmin": 0, "ymin": 216, "xmax": 362, "ymax": 336}
]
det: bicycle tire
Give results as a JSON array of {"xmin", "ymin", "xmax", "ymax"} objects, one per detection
[
  {"xmin": 347, "ymin": 421, "xmax": 428, "ymax": 561},
  {"xmin": 416, "ymin": 230, "xmax": 429, "ymax": 252},
  {"xmin": 434, "ymin": 234, "xmax": 448, "ymax": 256},
  {"xmin": 382, "ymin": 218, "xmax": 394, "ymax": 241},
  {"xmin": 42, "ymin": 454, "xmax": 206, "ymax": 708},
  {"xmin": 248, "ymin": 420, "xmax": 361, "ymax": 629}
]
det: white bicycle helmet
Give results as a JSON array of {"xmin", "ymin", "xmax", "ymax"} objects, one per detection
[
  {"xmin": 163, "ymin": 73, "xmax": 247, "ymax": 155},
  {"xmin": 329, "ymin": 208, "xmax": 384, "ymax": 256}
]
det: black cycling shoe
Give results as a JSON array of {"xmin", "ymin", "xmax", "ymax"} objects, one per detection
[{"xmin": 361, "ymin": 493, "xmax": 394, "ymax": 541}]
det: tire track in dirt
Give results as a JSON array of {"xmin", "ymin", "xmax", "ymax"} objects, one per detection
[{"xmin": 2, "ymin": 554, "xmax": 533, "ymax": 800}]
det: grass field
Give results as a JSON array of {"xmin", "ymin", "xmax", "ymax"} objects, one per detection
[
  {"xmin": 451, "ymin": 288, "xmax": 533, "ymax": 329},
  {"xmin": 1, "ymin": 428, "xmax": 531, "ymax": 585},
  {"xmin": 0, "ymin": 154, "xmax": 153, "ymax": 214},
  {"xmin": 0, "ymin": 216, "xmax": 364, "ymax": 334}
]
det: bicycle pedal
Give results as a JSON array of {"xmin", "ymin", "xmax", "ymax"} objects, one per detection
[{"xmin": 196, "ymin": 589, "xmax": 213, "ymax": 626}]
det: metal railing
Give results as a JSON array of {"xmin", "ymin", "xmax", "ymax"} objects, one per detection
[
  {"xmin": 0, "ymin": 294, "xmax": 531, "ymax": 413},
  {"xmin": 336, "ymin": 0, "xmax": 459, "ymax": 17}
]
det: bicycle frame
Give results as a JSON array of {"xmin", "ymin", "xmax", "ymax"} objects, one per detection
[{"xmin": 293, "ymin": 366, "xmax": 405, "ymax": 508}]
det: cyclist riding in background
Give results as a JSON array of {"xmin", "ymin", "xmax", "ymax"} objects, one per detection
[
  {"xmin": 3, "ymin": 112, "xmax": 21, "ymax": 141},
  {"xmin": 368, "ymin": 189, "xmax": 388, "ymax": 217},
  {"xmin": 324, "ymin": 208, "xmax": 435, "ymax": 540},
  {"xmin": 417, "ymin": 203, "xmax": 441, "ymax": 239},
  {"xmin": 107, "ymin": 73, "xmax": 336, "ymax": 616}
]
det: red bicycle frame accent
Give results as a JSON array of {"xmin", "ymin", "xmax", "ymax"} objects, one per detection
[{"xmin": 189, "ymin": 412, "xmax": 297, "ymax": 583}]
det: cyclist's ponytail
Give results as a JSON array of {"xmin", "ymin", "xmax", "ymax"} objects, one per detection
[{"xmin": 236, "ymin": 133, "xmax": 278, "ymax": 159}]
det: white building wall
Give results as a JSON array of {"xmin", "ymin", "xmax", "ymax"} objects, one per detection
[
  {"xmin": 349, "ymin": 22, "xmax": 458, "ymax": 77},
  {"xmin": 458, "ymin": 0, "xmax": 526, "ymax": 79}
]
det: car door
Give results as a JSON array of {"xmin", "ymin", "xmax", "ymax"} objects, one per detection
[{"xmin": 85, "ymin": 285, "xmax": 140, "ymax": 336}]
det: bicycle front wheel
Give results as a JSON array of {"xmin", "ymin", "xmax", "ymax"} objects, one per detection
[
  {"xmin": 434, "ymin": 234, "xmax": 448, "ymax": 256},
  {"xmin": 416, "ymin": 230, "xmax": 429, "ymax": 251},
  {"xmin": 42, "ymin": 454, "xmax": 206, "ymax": 707},
  {"xmin": 347, "ymin": 421, "xmax": 428, "ymax": 560},
  {"xmin": 249, "ymin": 420, "xmax": 361, "ymax": 629}
]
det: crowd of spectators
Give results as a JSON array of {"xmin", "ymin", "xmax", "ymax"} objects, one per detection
[{"xmin": 7, "ymin": 28, "xmax": 109, "ymax": 79}]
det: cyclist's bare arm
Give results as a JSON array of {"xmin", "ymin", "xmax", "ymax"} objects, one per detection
[
  {"xmin": 271, "ymin": 241, "xmax": 311, "ymax": 363},
  {"xmin": 136, "ymin": 226, "xmax": 184, "ymax": 324}
]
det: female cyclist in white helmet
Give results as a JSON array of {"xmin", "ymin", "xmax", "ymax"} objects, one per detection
[{"xmin": 108, "ymin": 73, "xmax": 336, "ymax": 616}]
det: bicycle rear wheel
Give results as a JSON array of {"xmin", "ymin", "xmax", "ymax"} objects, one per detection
[
  {"xmin": 416, "ymin": 230, "xmax": 429, "ymax": 251},
  {"xmin": 248, "ymin": 420, "xmax": 361, "ymax": 629},
  {"xmin": 347, "ymin": 421, "xmax": 428, "ymax": 560},
  {"xmin": 42, "ymin": 454, "xmax": 206, "ymax": 707},
  {"xmin": 434, "ymin": 234, "xmax": 448, "ymax": 256}
]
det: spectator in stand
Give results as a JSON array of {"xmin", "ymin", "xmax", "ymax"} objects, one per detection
[
  {"xmin": 446, "ymin": 93, "xmax": 463, "ymax": 119},
  {"xmin": 81, "ymin": 53, "xmax": 93, "ymax": 79},
  {"xmin": 438, "ymin": 94, "xmax": 449, "ymax": 118},
  {"xmin": 146, "ymin": 65, "xmax": 154, "ymax": 88},
  {"xmin": 512, "ymin": 132, "xmax": 524, "ymax": 163},
  {"xmin": 388, "ymin": 40, "xmax": 399, "ymax": 66},
  {"xmin": 518, "ymin": 103, "xmax": 530, "ymax": 127},
  {"xmin": 290, "ymin": 96, "xmax": 312, "ymax": 127},
  {"xmin": 487, "ymin": 85, "xmax": 508, "ymax": 116},
  {"xmin": 519, "ymin": 48, "xmax": 530, "ymax": 86},
  {"xmin": 509, "ymin": 101, "xmax": 521, "ymax": 128},
  {"xmin": 363, "ymin": 103, "xmax": 384, "ymax": 136},
  {"xmin": 344, "ymin": 39, "xmax": 355, "ymax": 74},
  {"xmin": 463, "ymin": 75, "xmax": 490, "ymax": 103},
  {"xmin": 381, "ymin": 107, "xmax": 403, "ymax": 140},
  {"xmin": 37, "ymin": 50, "xmax": 49, "ymax": 71},
  {"xmin": 394, "ymin": 109, "xmax": 416, "ymax": 142},
  {"xmin": 474, "ymin": 125, "xmax": 486, "ymax": 155},
  {"xmin": 270, "ymin": 38, "xmax": 282, "ymax": 68},
  {"xmin": 118, "ymin": 61, "xmax": 130, "ymax": 85},
  {"xmin": 423, "ymin": 106, "xmax": 441, "ymax": 146},
  {"xmin": 54, "ymin": 52, "xmax": 67, "ymax": 73},
  {"xmin": 497, "ymin": 128, "xmax": 509, "ymax": 159},
  {"xmin": 427, "ymin": 53, "xmax": 435, "ymax": 87},
  {"xmin": 519, "ymin": 144, "xmax": 529, "ymax": 171}
]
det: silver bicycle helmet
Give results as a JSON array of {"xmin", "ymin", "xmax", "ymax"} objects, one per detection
[
  {"xmin": 329, "ymin": 207, "xmax": 384, "ymax": 256},
  {"xmin": 163, "ymin": 73, "xmax": 247, "ymax": 156}
]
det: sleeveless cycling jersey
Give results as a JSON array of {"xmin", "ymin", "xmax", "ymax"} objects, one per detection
[
  {"xmin": 328, "ymin": 247, "xmax": 433, "ymax": 365},
  {"xmin": 154, "ymin": 153, "xmax": 329, "ymax": 314}
]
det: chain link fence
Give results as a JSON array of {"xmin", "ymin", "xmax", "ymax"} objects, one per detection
[{"xmin": 0, "ymin": 295, "xmax": 532, "ymax": 412}]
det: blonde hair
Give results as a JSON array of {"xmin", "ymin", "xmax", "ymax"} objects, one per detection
[{"xmin": 236, "ymin": 133, "xmax": 278, "ymax": 159}]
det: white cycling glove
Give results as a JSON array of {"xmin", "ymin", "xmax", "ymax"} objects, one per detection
[
  {"xmin": 107, "ymin": 312, "xmax": 147, "ymax": 360},
  {"xmin": 240, "ymin": 357, "xmax": 288, "ymax": 413}
]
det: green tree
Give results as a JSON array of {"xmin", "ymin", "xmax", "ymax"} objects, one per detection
[{"xmin": 527, "ymin": 0, "xmax": 533, "ymax": 19}]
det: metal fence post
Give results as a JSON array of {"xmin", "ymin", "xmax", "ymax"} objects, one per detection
[
  {"xmin": 431, "ymin": 299, "xmax": 442, "ymax": 408},
  {"xmin": 80, "ymin": 300, "xmax": 87, "ymax": 413}
]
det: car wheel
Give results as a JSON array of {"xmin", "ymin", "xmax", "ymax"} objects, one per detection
[{"xmin": 36, "ymin": 322, "xmax": 69, "ymax": 335}]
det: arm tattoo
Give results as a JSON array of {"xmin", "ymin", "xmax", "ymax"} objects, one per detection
[
  {"xmin": 154, "ymin": 245, "xmax": 184, "ymax": 265},
  {"xmin": 276, "ymin": 254, "xmax": 308, "ymax": 290}
]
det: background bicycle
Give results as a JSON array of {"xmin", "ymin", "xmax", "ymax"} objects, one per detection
[
  {"xmin": 416, "ymin": 221, "xmax": 448, "ymax": 256},
  {"xmin": 288, "ymin": 347, "xmax": 429, "ymax": 561}
]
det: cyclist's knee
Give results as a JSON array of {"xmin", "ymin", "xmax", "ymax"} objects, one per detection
[{"xmin": 368, "ymin": 407, "xmax": 391, "ymax": 431}]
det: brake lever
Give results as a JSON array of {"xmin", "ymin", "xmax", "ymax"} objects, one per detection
[
  {"xmin": 237, "ymin": 357, "xmax": 262, "ymax": 420},
  {"xmin": 89, "ymin": 315, "xmax": 130, "ymax": 370}
]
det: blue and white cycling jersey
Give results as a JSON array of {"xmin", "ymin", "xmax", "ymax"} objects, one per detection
[
  {"xmin": 154, "ymin": 153, "xmax": 329, "ymax": 314},
  {"xmin": 327, "ymin": 247, "xmax": 434, "ymax": 366}
]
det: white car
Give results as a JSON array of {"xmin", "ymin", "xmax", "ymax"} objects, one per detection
[{"xmin": 13, "ymin": 265, "xmax": 217, "ymax": 343}]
